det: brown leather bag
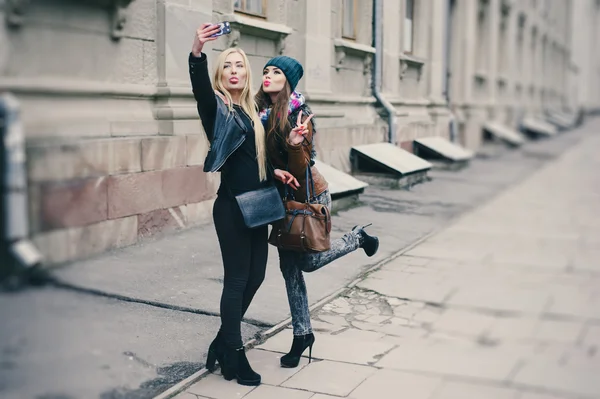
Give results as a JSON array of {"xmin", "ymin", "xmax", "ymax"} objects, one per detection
[{"xmin": 268, "ymin": 167, "xmax": 331, "ymax": 252}]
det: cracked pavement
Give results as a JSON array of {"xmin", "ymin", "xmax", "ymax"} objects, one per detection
[
  {"xmin": 1, "ymin": 120, "xmax": 598, "ymax": 399},
  {"xmin": 179, "ymin": 124, "xmax": 600, "ymax": 399}
]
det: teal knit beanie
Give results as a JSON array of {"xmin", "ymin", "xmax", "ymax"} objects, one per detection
[{"xmin": 264, "ymin": 56, "xmax": 304, "ymax": 92}]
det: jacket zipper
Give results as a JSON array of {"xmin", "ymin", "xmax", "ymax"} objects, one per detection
[{"xmin": 211, "ymin": 134, "xmax": 246, "ymax": 172}]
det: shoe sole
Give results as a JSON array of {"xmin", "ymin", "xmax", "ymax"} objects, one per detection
[
  {"xmin": 237, "ymin": 377, "xmax": 261, "ymax": 386},
  {"xmin": 280, "ymin": 362, "xmax": 300, "ymax": 368}
]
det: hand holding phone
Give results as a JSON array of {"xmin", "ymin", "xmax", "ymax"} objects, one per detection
[
  {"xmin": 192, "ymin": 23, "xmax": 222, "ymax": 57},
  {"xmin": 210, "ymin": 22, "xmax": 232, "ymax": 38}
]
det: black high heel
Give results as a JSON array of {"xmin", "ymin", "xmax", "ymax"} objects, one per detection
[
  {"xmin": 353, "ymin": 224, "xmax": 379, "ymax": 257},
  {"xmin": 280, "ymin": 333, "xmax": 315, "ymax": 368},
  {"xmin": 221, "ymin": 346, "xmax": 261, "ymax": 386},
  {"xmin": 205, "ymin": 331, "xmax": 222, "ymax": 372}
]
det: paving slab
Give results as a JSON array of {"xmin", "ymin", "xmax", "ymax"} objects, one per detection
[
  {"xmin": 256, "ymin": 329, "xmax": 395, "ymax": 365},
  {"xmin": 431, "ymin": 381, "xmax": 519, "ymax": 399},
  {"xmin": 512, "ymin": 361, "xmax": 600, "ymax": 398},
  {"xmin": 245, "ymin": 349, "xmax": 309, "ymax": 386},
  {"xmin": 349, "ymin": 369, "xmax": 443, "ymax": 399},
  {"xmin": 281, "ymin": 360, "xmax": 376, "ymax": 397},
  {"xmin": 374, "ymin": 339, "xmax": 522, "ymax": 381}
]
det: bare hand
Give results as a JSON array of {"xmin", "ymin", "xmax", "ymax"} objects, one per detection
[
  {"xmin": 192, "ymin": 23, "xmax": 220, "ymax": 57},
  {"xmin": 288, "ymin": 111, "xmax": 314, "ymax": 146},
  {"xmin": 274, "ymin": 169, "xmax": 300, "ymax": 189}
]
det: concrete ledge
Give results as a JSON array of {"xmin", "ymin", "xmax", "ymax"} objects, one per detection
[
  {"xmin": 314, "ymin": 160, "xmax": 368, "ymax": 212},
  {"xmin": 483, "ymin": 122, "xmax": 526, "ymax": 147},
  {"xmin": 314, "ymin": 160, "xmax": 368, "ymax": 198},
  {"xmin": 350, "ymin": 143, "xmax": 432, "ymax": 178},
  {"xmin": 413, "ymin": 137, "xmax": 474, "ymax": 168},
  {"xmin": 545, "ymin": 112, "xmax": 576, "ymax": 130},
  {"xmin": 521, "ymin": 117, "xmax": 558, "ymax": 138},
  {"xmin": 353, "ymin": 171, "xmax": 429, "ymax": 189}
]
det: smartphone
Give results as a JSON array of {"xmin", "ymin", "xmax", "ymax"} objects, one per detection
[{"xmin": 211, "ymin": 22, "xmax": 232, "ymax": 38}]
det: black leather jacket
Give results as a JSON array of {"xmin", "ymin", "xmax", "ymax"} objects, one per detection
[
  {"xmin": 203, "ymin": 96, "xmax": 249, "ymax": 173},
  {"xmin": 188, "ymin": 54, "xmax": 248, "ymax": 173}
]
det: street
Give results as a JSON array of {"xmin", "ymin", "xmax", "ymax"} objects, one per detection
[
  {"xmin": 1, "ymin": 120, "xmax": 598, "ymax": 399},
  {"xmin": 179, "ymin": 122, "xmax": 600, "ymax": 398}
]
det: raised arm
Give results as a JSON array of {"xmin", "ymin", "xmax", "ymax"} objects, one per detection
[{"xmin": 189, "ymin": 23, "xmax": 220, "ymax": 141}]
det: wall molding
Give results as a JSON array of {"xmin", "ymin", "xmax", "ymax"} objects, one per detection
[
  {"xmin": 5, "ymin": 0, "xmax": 137, "ymax": 40},
  {"xmin": 333, "ymin": 38, "xmax": 376, "ymax": 73},
  {"xmin": 0, "ymin": 78, "xmax": 194, "ymax": 99},
  {"xmin": 224, "ymin": 13, "xmax": 292, "ymax": 54}
]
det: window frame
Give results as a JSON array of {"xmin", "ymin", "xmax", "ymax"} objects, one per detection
[
  {"xmin": 342, "ymin": 0, "xmax": 358, "ymax": 40},
  {"xmin": 403, "ymin": 0, "xmax": 415, "ymax": 54},
  {"xmin": 234, "ymin": 0, "xmax": 267, "ymax": 19}
]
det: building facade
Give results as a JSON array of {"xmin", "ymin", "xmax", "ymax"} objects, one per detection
[{"xmin": 1, "ymin": 0, "xmax": 598, "ymax": 266}]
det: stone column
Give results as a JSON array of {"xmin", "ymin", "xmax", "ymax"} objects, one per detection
[
  {"xmin": 381, "ymin": 0, "xmax": 401, "ymax": 97},
  {"xmin": 156, "ymin": 0, "xmax": 213, "ymax": 89},
  {"xmin": 462, "ymin": 0, "xmax": 479, "ymax": 106},
  {"xmin": 303, "ymin": 0, "xmax": 332, "ymax": 96},
  {"xmin": 428, "ymin": 0, "xmax": 447, "ymax": 104},
  {"xmin": 504, "ymin": 3, "xmax": 518, "ymax": 123},
  {"xmin": 487, "ymin": 0, "xmax": 500, "ymax": 112},
  {"xmin": 154, "ymin": 0, "xmax": 214, "ymax": 135}
]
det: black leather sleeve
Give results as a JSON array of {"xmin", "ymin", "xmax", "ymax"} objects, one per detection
[{"xmin": 189, "ymin": 52, "xmax": 217, "ymax": 142}]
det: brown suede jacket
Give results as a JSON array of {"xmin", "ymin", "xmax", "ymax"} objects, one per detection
[{"xmin": 267, "ymin": 116, "xmax": 328, "ymax": 203}]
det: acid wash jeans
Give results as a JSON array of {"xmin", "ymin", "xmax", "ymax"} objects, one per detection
[{"xmin": 278, "ymin": 189, "xmax": 362, "ymax": 336}]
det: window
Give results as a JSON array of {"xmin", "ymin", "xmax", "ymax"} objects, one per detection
[
  {"xmin": 234, "ymin": 0, "xmax": 266, "ymax": 17},
  {"xmin": 342, "ymin": 0, "xmax": 356, "ymax": 39},
  {"xmin": 404, "ymin": 0, "xmax": 415, "ymax": 53}
]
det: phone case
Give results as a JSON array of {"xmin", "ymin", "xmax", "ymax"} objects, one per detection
[{"xmin": 211, "ymin": 22, "xmax": 232, "ymax": 38}]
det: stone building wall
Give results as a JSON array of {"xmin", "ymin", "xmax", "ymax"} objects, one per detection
[{"xmin": 0, "ymin": 0, "xmax": 598, "ymax": 266}]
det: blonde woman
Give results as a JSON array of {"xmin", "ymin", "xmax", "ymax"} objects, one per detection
[{"xmin": 189, "ymin": 23, "xmax": 296, "ymax": 386}]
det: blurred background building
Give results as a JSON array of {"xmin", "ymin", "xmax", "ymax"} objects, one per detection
[{"xmin": 1, "ymin": 0, "xmax": 599, "ymax": 266}]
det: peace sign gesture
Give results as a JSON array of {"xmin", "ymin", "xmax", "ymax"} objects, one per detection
[{"xmin": 288, "ymin": 110, "xmax": 315, "ymax": 146}]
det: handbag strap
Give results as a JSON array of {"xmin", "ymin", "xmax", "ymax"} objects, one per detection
[
  {"xmin": 282, "ymin": 160, "xmax": 316, "ymax": 203},
  {"xmin": 305, "ymin": 163, "xmax": 316, "ymax": 202}
]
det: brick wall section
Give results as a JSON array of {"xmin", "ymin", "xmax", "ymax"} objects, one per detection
[{"xmin": 28, "ymin": 135, "xmax": 218, "ymax": 266}]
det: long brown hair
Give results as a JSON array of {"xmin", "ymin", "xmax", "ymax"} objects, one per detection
[
  {"xmin": 214, "ymin": 48, "xmax": 267, "ymax": 181},
  {"xmin": 256, "ymin": 81, "xmax": 292, "ymax": 140}
]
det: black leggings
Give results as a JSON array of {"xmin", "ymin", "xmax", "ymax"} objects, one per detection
[{"xmin": 213, "ymin": 194, "xmax": 269, "ymax": 348}]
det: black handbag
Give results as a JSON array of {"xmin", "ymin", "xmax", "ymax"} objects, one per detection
[{"xmin": 234, "ymin": 184, "xmax": 285, "ymax": 229}]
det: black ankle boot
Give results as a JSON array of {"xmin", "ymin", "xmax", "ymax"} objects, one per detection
[
  {"xmin": 205, "ymin": 331, "xmax": 222, "ymax": 372},
  {"xmin": 280, "ymin": 333, "xmax": 315, "ymax": 368},
  {"xmin": 221, "ymin": 346, "xmax": 261, "ymax": 386},
  {"xmin": 353, "ymin": 224, "xmax": 379, "ymax": 257}
]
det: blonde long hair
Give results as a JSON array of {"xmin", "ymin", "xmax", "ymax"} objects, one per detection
[{"xmin": 213, "ymin": 48, "xmax": 267, "ymax": 181}]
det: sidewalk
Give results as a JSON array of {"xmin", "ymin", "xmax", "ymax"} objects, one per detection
[
  {"xmin": 174, "ymin": 128, "xmax": 600, "ymax": 399},
  {"xmin": 0, "ymin": 121, "xmax": 596, "ymax": 399}
]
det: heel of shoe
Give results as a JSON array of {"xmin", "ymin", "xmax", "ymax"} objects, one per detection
[
  {"xmin": 235, "ymin": 348, "xmax": 261, "ymax": 386},
  {"xmin": 353, "ymin": 224, "xmax": 379, "ymax": 257},
  {"xmin": 308, "ymin": 343, "xmax": 313, "ymax": 364},
  {"xmin": 206, "ymin": 348, "xmax": 217, "ymax": 372}
]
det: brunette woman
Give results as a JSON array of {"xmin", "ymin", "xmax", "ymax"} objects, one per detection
[{"xmin": 256, "ymin": 56, "xmax": 380, "ymax": 368}]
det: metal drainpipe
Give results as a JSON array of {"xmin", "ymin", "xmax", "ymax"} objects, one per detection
[
  {"xmin": 442, "ymin": 0, "xmax": 457, "ymax": 142},
  {"xmin": 373, "ymin": 0, "xmax": 396, "ymax": 144}
]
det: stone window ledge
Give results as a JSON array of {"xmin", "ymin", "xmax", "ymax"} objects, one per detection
[
  {"xmin": 333, "ymin": 38, "xmax": 376, "ymax": 73},
  {"xmin": 399, "ymin": 53, "xmax": 427, "ymax": 81},
  {"xmin": 6, "ymin": 0, "xmax": 136, "ymax": 40},
  {"xmin": 497, "ymin": 74, "xmax": 509, "ymax": 84},
  {"xmin": 474, "ymin": 70, "xmax": 489, "ymax": 82},
  {"xmin": 224, "ymin": 14, "xmax": 293, "ymax": 54}
]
